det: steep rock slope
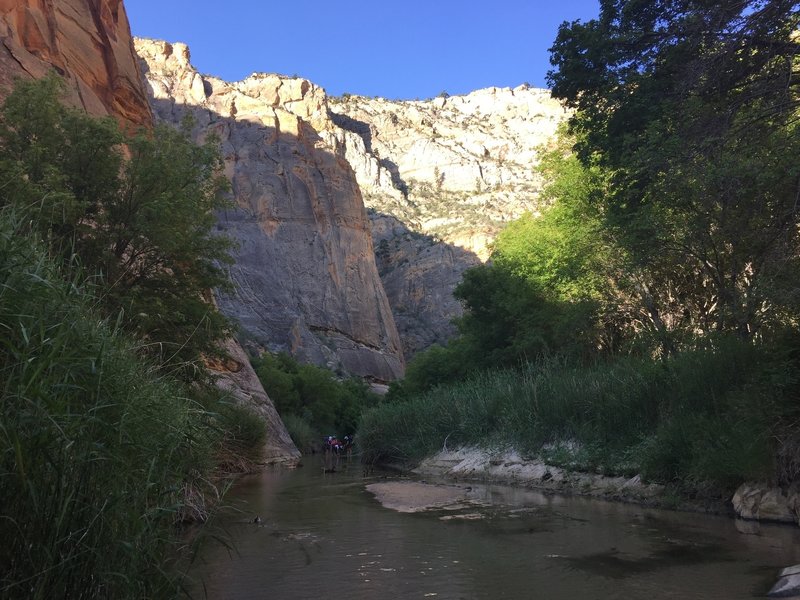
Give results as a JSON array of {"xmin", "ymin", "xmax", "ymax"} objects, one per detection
[
  {"xmin": 0, "ymin": 2, "xmax": 297, "ymax": 463},
  {"xmin": 209, "ymin": 339, "xmax": 298, "ymax": 463},
  {"xmin": 136, "ymin": 39, "xmax": 404, "ymax": 382},
  {"xmin": 0, "ymin": 0, "xmax": 151, "ymax": 130},
  {"xmin": 329, "ymin": 88, "xmax": 567, "ymax": 356}
]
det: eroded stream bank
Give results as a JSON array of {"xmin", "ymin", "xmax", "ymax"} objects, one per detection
[{"xmin": 187, "ymin": 455, "xmax": 800, "ymax": 599}]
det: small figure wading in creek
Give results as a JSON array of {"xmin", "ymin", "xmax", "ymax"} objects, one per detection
[
  {"xmin": 341, "ymin": 434, "xmax": 354, "ymax": 460},
  {"xmin": 323, "ymin": 435, "xmax": 341, "ymax": 473}
]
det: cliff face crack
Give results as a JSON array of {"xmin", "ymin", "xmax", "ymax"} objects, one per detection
[
  {"xmin": 2, "ymin": 40, "xmax": 35, "ymax": 77},
  {"xmin": 307, "ymin": 324, "xmax": 383, "ymax": 352}
]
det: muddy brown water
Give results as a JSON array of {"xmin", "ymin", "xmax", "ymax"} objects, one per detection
[{"xmin": 185, "ymin": 456, "xmax": 800, "ymax": 599}]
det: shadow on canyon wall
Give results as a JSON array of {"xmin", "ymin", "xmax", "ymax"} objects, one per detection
[
  {"xmin": 330, "ymin": 111, "xmax": 409, "ymax": 198},
  {"xmin": 144, "ymin": 78, "xmax": 480, "ymax": 376},
  {"xmin": 369, "ymin": 209, "xmax": 481, "ymax": 359}
]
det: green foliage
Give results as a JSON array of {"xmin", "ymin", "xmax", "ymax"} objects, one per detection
[
  {"xmin": 252, "ymin": 352, "xmax": 379, "ymax": 443},
  {"xmin": 548, "ymin": 1, "xmax": 800, "ymax": 339},
  {"xmin": 0, "ymin": 77, "xmax": 265, "ymax": 598},
  {"xmin": 360, "ymin": 339, "xmax": 795, "ymax": 492},
  {"xmin": 0, "ymin": 210, "xmax": 222, "ymax": 598},
  {"xmin": 281, "ymin": 413, "xmax": 319, "ymax": 454},
  {"xmin": 213, "ymin": 401, "xmax": 268, "ymax": 471},
  {"xmin": 0, "ymin": 74, "xmax": 234, "ymax": 378},
  {"xmin": 387, "ymin": 342, "xmax": 471, "ymax": 401}
]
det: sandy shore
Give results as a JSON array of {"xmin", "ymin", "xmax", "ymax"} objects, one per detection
[{"xmin": 365, "ymin": 481, "xmax": 484, "ymax": 513}]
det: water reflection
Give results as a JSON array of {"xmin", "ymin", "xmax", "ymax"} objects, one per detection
[{"xmin": 186, "ymin": 457, "xmax": 800, "ymax": 599}]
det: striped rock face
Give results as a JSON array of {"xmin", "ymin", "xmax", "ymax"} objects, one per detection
[{"xmin": 0, "ymin": 0, "xmax": 152, "ymax": 131}]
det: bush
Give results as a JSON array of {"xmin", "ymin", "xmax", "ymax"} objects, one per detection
[
  {"xmin": 252, "ymin": 352, "xmax": 379, "ymax": 450},
  {"xmin": 281, "ymin": 414, "xmax": 320, "ymax": 454},
  {"xmin": 0, "ymin": 74, "xmax": 234, "ymax": 379}
]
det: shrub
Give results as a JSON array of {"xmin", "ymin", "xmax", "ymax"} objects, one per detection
[
  {"xmin": 252, "ymin": 352, "xmax": 379, "ymax": 450},
  {"xmin": 360, "ymin": 340, "xmax": 791, "ymax": 492},
  {"xmin": 0, "ymin": 212, "xmax": 216, "ymax": 597}
]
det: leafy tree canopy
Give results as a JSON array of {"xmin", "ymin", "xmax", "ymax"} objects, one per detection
[
  {"xmin": 0, "ymin": 74, "xmax": 234, "ymax": 377},
  {"xmin": 548, "ymin": 0, "xmax": 800, "ymax": 339}
]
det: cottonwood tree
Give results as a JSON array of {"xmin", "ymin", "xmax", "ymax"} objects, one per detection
[{"xmin": 548, "ymin": 0, "xmax": 800, "ymax": 342}]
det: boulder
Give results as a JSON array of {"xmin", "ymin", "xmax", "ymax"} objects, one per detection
[
  {"xmin": 732, "ymin": 482, "xmax": 800, "ymax": 524},
  {"xmin": 209, "ymin": 338, "xmax": 300, "ymax": 464},
  {"xmin": 768, "ymin": 572, "xmax": 800, "ymax": 598}
]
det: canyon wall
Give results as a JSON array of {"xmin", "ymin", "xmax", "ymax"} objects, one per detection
[
  {"xmin": 0, "ymin": 0, "xmax": 151, "ymax": 130},
  {"xmin": 329, "ymin": 88, "xmax": 568, "ymax": 357},
  {"xmin": 136, "ymin": 38, "xmax": 405, "ymax": 383}
]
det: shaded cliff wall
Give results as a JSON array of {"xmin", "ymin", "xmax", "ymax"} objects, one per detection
[
  {"xmin": 136, "ymin": 39, "xmax": 405, "ymax": 383},
  {"xmin": 328, "ymin": 89, "xmax": 567, "ymax": 358}
]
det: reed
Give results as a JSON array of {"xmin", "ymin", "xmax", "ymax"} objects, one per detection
[
  {"xmin": 0, "ymin": 212, "xmax": 234, "ymax": 597},
  {"xmin": 359, "ymin": 341, "xmax": 791, "ymax": 490}
]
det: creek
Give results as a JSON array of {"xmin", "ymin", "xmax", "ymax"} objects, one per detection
[{"xmin": 186, "ymin": 456, "xmax": 800, "ymax": 599}]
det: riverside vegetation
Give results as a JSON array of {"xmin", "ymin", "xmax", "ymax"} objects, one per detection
[
  {"xmin": 250, "ymin": 352, "xmax": 379, "ymax": 453},
  {"xmin": 0, "ymin": 76, "xmax": 266, "ymax": 597},
  {"xmin": 360, "ymin": 1, "xmax": 800, "ymax": 503}
]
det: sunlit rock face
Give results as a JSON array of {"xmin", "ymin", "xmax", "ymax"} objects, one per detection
[
  {"xmin": 328, "ymin": 88, "xmax": 568, "ymax": 357},
  {"xmin": 329, "ymin": 86, "xmax": 567, "ymax": 259},
  {"xmin": 0, "ymin": 0, "xmax": 152, "ymax": 131},
  {"xmin": 136, "ymin": 38, "xmax": 404, "ymax": 382}
]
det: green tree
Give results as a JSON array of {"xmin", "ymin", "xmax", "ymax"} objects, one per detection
[
  {"xmin": 548, "ymin": 1, "xmax": 800, "ymax": 341},
  {"xmin": 252, "ymin": 352, "xmax": 379, "ymax": 441},
  {"xmin": 0, "ymin": 74, "xmax": 234, "ymax": 376}
]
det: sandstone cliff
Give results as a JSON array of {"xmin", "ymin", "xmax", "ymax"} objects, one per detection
[
  {"xmin": 330, "ymin": 87, "xmax": 566, "ymax": 258},
  {"xmin": 209, "ymin": 339, "xmax": 299, "ymax": 463},
  {"xmin": 329, "ymin": 88, "xmax": 567, "ymax": 357},
  {"xmin": 135, "ymin": 38, "xmax": 405, "ymax": 382},
  {"xmin": 0, "ymin": 0, "xmax": 151, "ymax": 130}
]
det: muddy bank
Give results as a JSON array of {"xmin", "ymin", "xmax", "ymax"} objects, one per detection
[
  {"xmin": 411, "ymin": 447, "xmax": 664, "ymax": 504},
  {"xmin": 395, "ymin": 446, "xmax": 800, "ymax": 525}
]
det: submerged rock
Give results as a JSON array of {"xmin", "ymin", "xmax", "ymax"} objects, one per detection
[{"xmin": 768, "ymin": 569, "xmax": 800, "ymax": 598}]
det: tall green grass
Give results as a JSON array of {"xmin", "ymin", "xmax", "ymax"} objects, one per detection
[
  {"xmin": 359, "ymin": 342, "xmax": 793, "ymax": 489},
  {"xmin": 0, "ymin": 213, "xmax": 242, "ymax": 597}
]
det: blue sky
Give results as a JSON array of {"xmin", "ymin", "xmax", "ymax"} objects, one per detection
[{"xmin": 127, "ymin": 1, "xmax": 600, "ymax": 100}]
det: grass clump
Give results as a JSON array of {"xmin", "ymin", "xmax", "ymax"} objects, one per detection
[
  {"xmin": 281, "ymin": 413, "xmax": 320, "ymax": 454},
  {"xmin": 359, "ymin": 340, "xmax": 795, "ymax": 492},
  {"xmin": 0, "ymin": 76, "xmax": 266, "ymax": 597},
  {"xmin": 0, "ymin": 215, "xmax": 222, "ymax": 597}
]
